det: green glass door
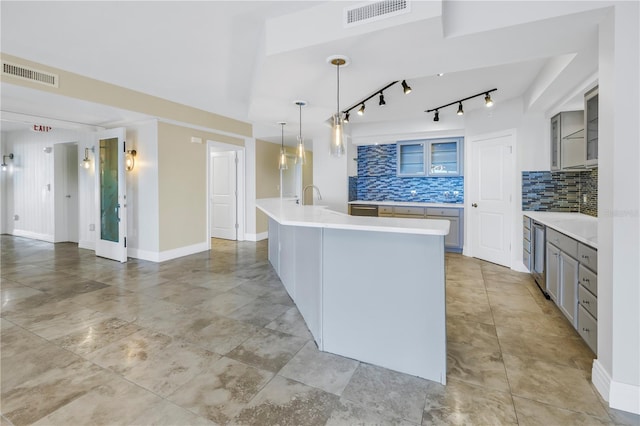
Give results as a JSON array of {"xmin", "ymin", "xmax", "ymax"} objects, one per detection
[
  {"xmin": 100, "ymin": 137, "xmax": 119, "ymax": 242},
  {"xmin": 95, "ymin": 128, "xmax": 127, "ymax": 262}
]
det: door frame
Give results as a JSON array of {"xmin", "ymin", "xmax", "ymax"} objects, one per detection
[
  {"xmin": 463, "ymin": 129, "xmax": 518, "ymax": 269},
  {"xmin": 206, "ymin": 140, "xmax": 245, "ymax": 247}
]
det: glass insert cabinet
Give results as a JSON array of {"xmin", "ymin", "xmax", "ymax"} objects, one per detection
[{"xmin": 397, "ymin": 137, "xmax": 463, "ymax": 177}]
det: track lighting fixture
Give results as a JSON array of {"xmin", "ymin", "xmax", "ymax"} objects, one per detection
[
  {"xmin": 484, "ymin": 92, "xmax": 494, "ymax": 107},
  {"xmin": 1, "ymin": 153, "xmax": 14, "ymax": 171},
  {"xmin": 425, "ymin": 88, "xmax": 497, "ymax": 122},
  {"xmin": 278, "ymin": 122, "xmax": 288, "ymax": 171},
  {"xmin": 378, "ymin": 93, "xmax": 386, "ymax": 106},
  {"xmin": 338, "ymin": 79, "xmax": 412, "ymax": 121},
  {"xmin": 401, "ymin": 80, "xmax": 412, "ymax": 94},
  {"xmin": 328, "ymin": 55, "xmax": 348, "ymax": 157},
  {"xmin": 294, "ymin": 100, "xmax": 307, "ymax": 165}
]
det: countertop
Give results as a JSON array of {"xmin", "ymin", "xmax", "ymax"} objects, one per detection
[
  {"xmin": 349, "ymin": 200, "xmax": 464, "ymax": 208},
  {"xmin": 523, "ymin": 211, "xmax": 597, "ymax": 248},
  {"xmin": 257, "ymin": 198, "xmax": 450, "ymax": 236}
]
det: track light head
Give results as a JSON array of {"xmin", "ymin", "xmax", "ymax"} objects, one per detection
[
  {"xmin": 433, "ymin": 110, "xmax": 440, "ymax": 122},
  {"xmin": 344, "ymin": 112, "xmax": 350, "ymax": 123},
  {"xmin": 457, "ymin": 102, "xmax": 464, "ymax": 116},
  {"xmin": 378, "ymin": 93, "xmax": 386, "ymax": 106},
  {"xmin": 401, "ymin": 80, "xmax": 412, "ymax": 94},
  {"xmin": 358, "ymin": 104, "xmax": 365, "ymax": 116},
  {"xmin": 484, "ymin": 92, "xmax": 494, "ymax": 107}
]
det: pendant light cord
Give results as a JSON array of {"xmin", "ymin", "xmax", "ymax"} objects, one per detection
[{"xmin": 336, "ymin": 62, "xmax": 340, "ymax": 116}]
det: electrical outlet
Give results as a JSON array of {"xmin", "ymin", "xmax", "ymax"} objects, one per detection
[
  {"xmin": 410, "ymin": 190, "xmax": 417, "ymax": 196},
  {"xmin": 583, "ymin": 194, "xmax": 588, "ymax": 204},
  {"xmin": 89, "ymin": 224, "xmax": 95, "ymax": 231}
]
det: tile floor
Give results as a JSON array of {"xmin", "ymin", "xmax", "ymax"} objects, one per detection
[{"xmin": 1, "ymin": 235, "xmax": 638, "ymax": 425}]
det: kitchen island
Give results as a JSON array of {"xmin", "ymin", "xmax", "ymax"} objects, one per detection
[{"xmin": 257, "ymin": 198, "xmax": 450, "ymax": 384}]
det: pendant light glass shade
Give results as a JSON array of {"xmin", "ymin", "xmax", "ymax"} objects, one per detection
[
  {"xmin": 278, "ymin": 122, "xmax": 288, "ymax": 170},
  {"xmin": 294, "ymin": 101, "xmax": 306, "ymax": 165},
  {"xmin": 329, "ymin": 55, "xmax": 348, "ymax": 157},
  {"xmin": 330, "ymin": 113, "xmax": 345, "ymax": 157}
]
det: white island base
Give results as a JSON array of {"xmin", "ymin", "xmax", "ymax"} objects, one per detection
[{"xmin": 259, "ymin": 199, "xmax": 447, "ymax": 384}]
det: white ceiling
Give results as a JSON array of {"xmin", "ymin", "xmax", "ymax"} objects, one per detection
[{"xmin": 0, "ymin": 1, "xmax": 609, "ymax": 145}]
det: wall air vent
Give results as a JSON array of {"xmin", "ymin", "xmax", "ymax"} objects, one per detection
[
  {"xmin": 2, "ymin": 61, "xmax": 59, "ymax": 88},
  {"xmin": 345, "ymin": 0, "xmax": 410, "ymax": 27}
]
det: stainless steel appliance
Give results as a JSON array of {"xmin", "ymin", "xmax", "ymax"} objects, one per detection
[
  {"xmin": 350, "ymin": 204, "xmax": 378, "ymax": 217},
  {"xmin": 531, "ymin": 220, "xmax": 549, "ymax": 298}
]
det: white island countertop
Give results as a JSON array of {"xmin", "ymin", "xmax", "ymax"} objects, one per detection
[
  {"xmin": 349, "ymin": 200, "xmax": 463, "ymax": 208},
  {"xmin": 257, "ymin": 198, "xmax": 449, "ymax": 236},
  {"xmin": 524, "ymin": 211, "xmax": 597, "ymax": 248}
]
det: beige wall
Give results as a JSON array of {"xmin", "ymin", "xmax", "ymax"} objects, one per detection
[
  {"xmin": 254, "ymin": 140, "xmax": 313, "ymax": 234},
  {"xmin": 1, "ymin": 53, "xmax": 252, "ymax": 138},
  {"xmin": 255, "ymin": 139, "xmax": 282, "ymax": 234},
  {"xmin": 158, "ymin": 122, "xmax": 244, "ymax": 251}
]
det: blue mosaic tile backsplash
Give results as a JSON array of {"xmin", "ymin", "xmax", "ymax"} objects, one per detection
[
  {"xmin": 522, "ymin": 169, "xmax": 597, "ymax": 217},
  {"xmin": 353, "ymin": 144, "xmax": 464, "ymax": 203}
]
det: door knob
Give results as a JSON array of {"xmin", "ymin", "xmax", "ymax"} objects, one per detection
[{"xmin": 472, "ymin": 203, "xmax": 478, "ymax": 208}]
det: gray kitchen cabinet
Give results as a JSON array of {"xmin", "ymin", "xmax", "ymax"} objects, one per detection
[
  {"xmin": 544, "ymin": 225, "xmax": 598, "ymax": 354},
  {"xmin": 427, "ymin": 138, "xmax": 463, "ymax": 176},
  {"xmin": 584, "ymin": 86, "xmax": 598, "ymax": 167},
  {"xmin": 393, "ymin": 206, "xmax": 426, "ymax": 218},
  {"xmin": 560, "ymin": 251, "xmax": 579, "ymax": 327},
  {"xmin": 397, "ymin": 140, "xmax": 426, "ymax": 176},
  {"xmin": 397, "ymin": 137, "xmax": 464, "ymax": 177},
  {"xmin": 378, "ymin": 205, "xmax": 394, "ymax": 217},
  {"xmin": 550, "ymin": 110, "xmax": 584, "ymax": 170},
  {"xmin": 577, "ymin": 241, "xmax": 598, "ymax": 354},
  {"xmin": 427, "ymin": 208, "xmax": 463, "ymax": 252},
  {"xmin": 523, "ymin": 216, "xmax": 531, "ymax": 270},
  {"xmin": 546, "ymin": 242, "xmax": 560, "ymax": 302}
]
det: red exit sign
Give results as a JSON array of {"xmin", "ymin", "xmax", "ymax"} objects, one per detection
[{"xmin": 33, "ymin": 124, "xmax": 52, "ymax": 132}]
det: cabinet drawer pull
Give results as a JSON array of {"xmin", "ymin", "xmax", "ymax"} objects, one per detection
[
  {"xmin": 582, "ymin": 300, "xmax": 590, "ymax": 305},
  {"xmin": 582, "ymin": 254, "xmax": 590, "ymax": 259},
  {"xmin": 582, "ymin": 327, "xmax": 590, "ymax": 333},
  {"xmin": 582, "ymin": 277, "xmax": 590, "ymax": 283}
]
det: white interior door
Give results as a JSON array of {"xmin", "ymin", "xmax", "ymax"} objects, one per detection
[
  {"xmin": 469, "ymin": 132, "xmax": 514, "ymax": 267},
  {"xmin": 210, "ymin": 151, "xmax": 237, "ymax": 240},
  {"xmin": 95, "ymin": 128, "xmax": 127, "ymax": 262},
  {"xmin": 53, "ymin": 143, "xmax": 79, "ymax": 243}
]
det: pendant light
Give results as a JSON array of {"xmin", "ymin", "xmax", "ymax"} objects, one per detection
[
  {"xmin": 294, "ymin": 100, "xmax": 307, "ymax": 165},
  {"xmin": 328, "ymin": 55, "xmax": 349, "ymax": 157},
  {"xmin": 278, "ymin": 121, "xmax": 288, "ymax": 170}
]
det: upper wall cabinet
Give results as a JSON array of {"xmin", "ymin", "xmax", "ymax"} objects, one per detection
[
  {"xmin": 396, "ymin": 137, "xmax": 464, "ymax": 177},
  {"xmin": 584, "ymin": 86, "xmax": 598, "ymax": 167},
  {"xmin": 550, "ymin": 110, "xmax": 584, "ymax": 170},
  {"xmin": 428, "ymin": 138, "xmax": 463, "ymax": 176},
  {"xmin": 397, "ymin": 140, "xmax": 426, "ymax": 176}
]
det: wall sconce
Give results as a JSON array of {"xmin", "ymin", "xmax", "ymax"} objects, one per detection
[
  {"xmin": 1, "ymin": 153, "xmax": 14, "ymax": 171},
  {"xmin": 125, "ymin": 150, "xmax": 137, "ymax": 171},
  {"xmin": 80, "ymin": 147, "xmax": 94, "ymax": 169}
]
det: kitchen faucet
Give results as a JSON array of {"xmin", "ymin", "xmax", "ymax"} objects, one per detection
[{"xmin": 302, "ymin": 185, "xmax": 322, "ymax": 205}]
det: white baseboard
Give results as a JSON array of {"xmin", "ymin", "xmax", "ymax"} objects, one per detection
[
  {"xmin": 245, "ymin": 231, "xmax": 268, "ymax": 242},
  {"xmin": 78, "ymin": 240, "xmax": 95, "ymax": 251},
  {"xmin": 592, "ymin": 359, "xmax": 611, "ymax": 402},
  {"xmin": 128, "ymin": 241, "xmax": 209, "ymax": 263},
  {"xmin": 12, "ymin": 229, "xmax": 54, "ymax": 243},
  {"xmin": 592, "ymin": 359, "xmax": 640, "ymax": 415},
  {"xmin": 611, "ymin": 378, "xmax": 640, "ymax": 415}
]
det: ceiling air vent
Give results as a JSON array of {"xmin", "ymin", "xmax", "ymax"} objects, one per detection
[
  {"xmin": 2, "ymin": 61, "xmax": 59, "ymax": 88},
  {"xmin": 345, "ymin": 0, "xmax": 410, "ymax": 27}
]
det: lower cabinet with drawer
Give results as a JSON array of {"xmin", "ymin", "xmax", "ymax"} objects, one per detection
[
  {"xmin": 354, "ymin": 204, "xmax": 463, "ymax": 252},
  {"xmin": 545, "ymin": 226, "xmax": 598, "ymax": 354},
  {"xmin": 426, "ymin": 208, "xmax": 463, "ymax": 253}
]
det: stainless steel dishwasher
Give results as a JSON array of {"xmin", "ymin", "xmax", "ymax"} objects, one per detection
[
  {"xmin": 350, "ymin": 204, "xmax": 378, "ymax": 217},
  {"xmin": 531, "ymin": 220, "xmax": 549, "ymax": 298}
]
